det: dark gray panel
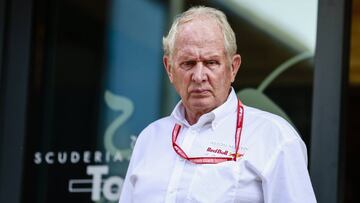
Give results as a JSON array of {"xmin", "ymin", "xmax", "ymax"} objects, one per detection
[
  {"xmin": 0, "ymin": 0, "xmax": 7, "ymax": 87},
  {"xmin": 0, "ymin": 0, "xmax": 33, "ymax": 202},
  {"xmin": 310, "ymin": 0, "xmax": 351, "ymax": 202}
]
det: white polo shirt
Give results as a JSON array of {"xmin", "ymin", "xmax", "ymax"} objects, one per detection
[{"xmin": 118, "ymin": 89, "xmax": 316, "ymax": 203}]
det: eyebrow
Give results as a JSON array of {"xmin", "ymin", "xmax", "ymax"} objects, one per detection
[
  {"xmin": 177, "ymin": 53, "xmax": 222, "ymax": 60},
  {"xmin": 203, "ymin": 54, "xmax": 221, "ymax": 58}
]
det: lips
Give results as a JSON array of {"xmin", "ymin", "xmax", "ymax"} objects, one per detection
[{"xmin": 189, "ymin": 89, "xmax": 211, "ymax": 97}]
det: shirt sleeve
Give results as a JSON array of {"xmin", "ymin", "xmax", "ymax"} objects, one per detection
[
  {"xmin": 118, "ymin": 127, "xmax": 149, "ymax": 203},
  {"xmin": 261, "ymin": 138, "xmax": 317, "ymax": 203},
  {"xmin": 118, "ymin": 146, "xmax": 137, "ymax": 203},
  {"xmin": 118, "ymin": 158, "xmax": 135, "ymax": 203}
]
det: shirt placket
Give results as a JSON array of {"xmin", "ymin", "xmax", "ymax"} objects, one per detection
[{"xmin": 165, "ymin": 126, "xmax": 198, "ymax": 203}]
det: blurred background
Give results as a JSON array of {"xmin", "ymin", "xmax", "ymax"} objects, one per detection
[{"xmin": 0, "ymin": 0, "xmax": 358, "ymax": 202}]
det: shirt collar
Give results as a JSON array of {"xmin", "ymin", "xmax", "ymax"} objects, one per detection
[{"xmin": 171, "ymin": 87, "xmax": 238, "ymax": 130}]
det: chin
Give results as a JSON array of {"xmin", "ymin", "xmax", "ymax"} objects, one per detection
[{"xmin": 189, "ymin": 99, "xmax": 215, "ymax": 111}]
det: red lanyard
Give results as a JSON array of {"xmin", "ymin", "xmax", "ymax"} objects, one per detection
[{"xmin": 172, "ymin": 100, "xmax": 244, "ymax": 164}]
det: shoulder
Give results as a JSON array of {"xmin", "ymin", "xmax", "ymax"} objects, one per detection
[
  {"xmin": 242, "ymin": 106, "xmax": 308, "ymax": 172},
  {"xmin": 134, "ymin": 116, "xmax": 175, "ymax": 146},
  {"xmin": 243, "ymin": 105, "xmax": 301, "ymax": 142},
  {"xmin": 129, "ymin": 115, "xmax": 175, "ymax": 162},
  {"xmin": 140, "ymin": 116, "xmax": 174, "ymax": 135}
]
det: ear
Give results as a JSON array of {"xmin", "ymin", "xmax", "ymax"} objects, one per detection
[
  {"xmin": 163, "ymin": 55, "xmax": 174, "ymax": 83},
  {"xmin": 230, "ymin": 54, "xmax": 241, "ymax": 83}
]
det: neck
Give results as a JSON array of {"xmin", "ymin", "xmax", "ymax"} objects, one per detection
[
  {"xmin": 185, "ymin": 110, "xmax": 205, "ymax": 125},
  {"xmin": 184, "ymin": 105, "xmax": 215, "ymax": 125}
]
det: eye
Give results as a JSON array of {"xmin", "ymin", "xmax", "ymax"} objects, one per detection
[
  {"xmin": 180, "ymin": 60, "xmax": 196, "ymax": 69},
  {"xmin": 205, "ymin": 60, "xmax": 219, "ymax": 67}
]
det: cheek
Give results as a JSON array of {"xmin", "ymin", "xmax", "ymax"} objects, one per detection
[
  {"xmin": 223, "ymin": 69, "xmax": 234, "ymax": 83},
  {"xmin": 212, "ymin": 70, "xmax": 228, "ymax": 83},
  {"xmin": 210, "ymin": 71, "xmax": 232, "ymax": 91},
  {"xmin": 175, "ymin": 71, "xmax": 190, "ymax": 83},
  {"xmin": 172, "ymin": 72, "xmax": 190, "ymax": 91}
]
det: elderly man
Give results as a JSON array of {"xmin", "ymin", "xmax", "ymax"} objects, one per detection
[{"xmin": 119, "ymin": 6, "xmax": 316, "ymax": 203}]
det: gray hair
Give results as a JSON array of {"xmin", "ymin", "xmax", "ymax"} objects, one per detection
[{"xmin": 163, "ymin": 6, "xmax": 237, "ymax": 59}]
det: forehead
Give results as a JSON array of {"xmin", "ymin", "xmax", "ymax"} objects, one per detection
[{"xmin": 174, "ymin": 18, "xmax": 225, "ymax": 54}]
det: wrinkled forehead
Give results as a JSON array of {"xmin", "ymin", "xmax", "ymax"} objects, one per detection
[{"xmin": 173, "ymin": 18, "xmax": 225, "ymax": 52}]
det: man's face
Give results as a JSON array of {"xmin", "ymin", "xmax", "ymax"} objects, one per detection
[{"xmin": 164, "ymin": 18, "xmax": 241, "ymax": 116}]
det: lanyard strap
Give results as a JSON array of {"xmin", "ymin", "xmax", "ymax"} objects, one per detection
[{"xmin": 172, "ymin": 100, "xmax": 244, "ymax": 164}]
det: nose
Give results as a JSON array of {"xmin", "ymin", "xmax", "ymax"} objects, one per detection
[{"xmin": 191, "ymin": 62, "xmax": 207, "ymax": 83}]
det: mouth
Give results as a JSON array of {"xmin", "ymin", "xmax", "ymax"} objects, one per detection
[{"xmin": 189, "ymin": 89, "xmax": 211, "ymax": 97}]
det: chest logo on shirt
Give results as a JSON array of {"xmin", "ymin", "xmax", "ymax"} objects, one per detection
[
  {"xmin": 207, "ymin": 147, "xmax": 229, "ymax": 155},
  {"xmin": 206, "ymin": 147, "xmax": 243, "ymax": 158}
]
